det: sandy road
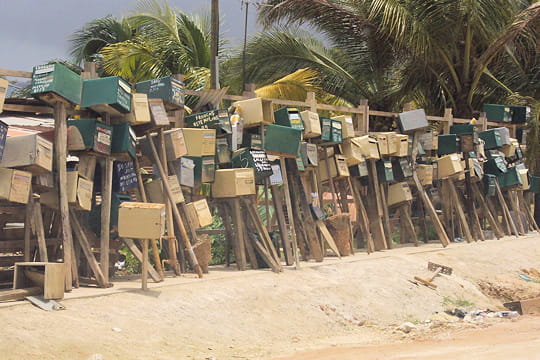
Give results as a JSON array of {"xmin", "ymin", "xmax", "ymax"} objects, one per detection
[{"xmin": 274, "ymin": 316, "xmax": 540, "ymax": 360}]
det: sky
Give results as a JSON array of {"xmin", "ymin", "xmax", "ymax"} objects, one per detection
[{"xmin": 0, "ymin": 0, "xmax": 260, "ymax": 72}]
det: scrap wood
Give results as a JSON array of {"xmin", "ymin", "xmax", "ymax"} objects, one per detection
[{"xmin": 413, "ymin": 262, "xmax": 453, "ymax": 289}]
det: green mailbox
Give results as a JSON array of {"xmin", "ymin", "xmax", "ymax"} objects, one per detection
[
  {"xmin": 437, "ymin": 134, "xmax": 460, "ymax": 155},
  {"xmin": 483, "ymin": 174, "xmax": 497, "ymax": 196},
  {"xmin": 484, "ymin": 157, "xmax": 507, "ymax": 176},
  {"xmin": 135, "ymin": 76, "xmax": 185, "ymax": 110},
  {"xmin": 483, "ymin": 104, "xmax": 511, "ymax": 123},
  {"xmin": 319, "ymin": 117, "xmax": 332, "ymax": 142},
  {"xmin": 376, "ymin": 160, "xmax": 394, "ymax": 183},
  {"xmin": 82, "ymin": 76, "xmax": 132, "ymax": 114},
  {"xmin": 274, "ymin": 107, "xmax": 304, "ymax": 131},
  {"xmin": 508, "ymin": 105, "xmax": 529, "ymax": 124},
  {"xmin": 31, "ymin": 63, "xmax": 82, "ymax": 105},
  {"xmin": 498, "ymin": 167, "xmax": 521, "ymax": 189},
  {"xmin": 349, "ymin": 162, "xmax": 369, "ymax": 177},
  {"xmin": 185, "ymin": 109, "xmax": 232, "ymax": 134},
  {"xmin": 450, "ymin": 124, "xmax": 475, "ymax": 135},
  {"xmin": 330, "ymin": 120, "xmax": 343, "ymax": 144},
  {"xmin": 111, "ymin": 123, "xmax": 136, "ymax": 159},
  {"xmin": 392, "ymin": 158, "xmax": 412, "ymax": 181},
  {"xmin": 183, "ymin": 156, "xmax": 215, "ymax": 184},
  {"xmin": 478, "ymin": 129, "xmax": 504, "ymax": 149},
  {"xmin": 263, "ymin": 124, "xmax": 302, "ymax": 158},
  {"xmin": 530, "ymin": 176, "xmax": 540, "ymax": 193},
  {"xmin": 67, "ymin": 119, "xmax": 113, "ymax": 155}
]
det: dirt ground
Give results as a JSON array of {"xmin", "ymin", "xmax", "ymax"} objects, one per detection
[{"xmin": 1, "ymin": 234, "xmax": 540, "ymax": 360}]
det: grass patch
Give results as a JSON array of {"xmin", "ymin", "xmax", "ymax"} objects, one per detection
[{"xmin": 442, "ymin": 296, "xmax": 475, "ymax": 308}]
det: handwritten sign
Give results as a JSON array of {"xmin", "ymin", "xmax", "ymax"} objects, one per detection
[{"xmin": 113, "ymin": 161, "xmax": 139, "ymax": 192}]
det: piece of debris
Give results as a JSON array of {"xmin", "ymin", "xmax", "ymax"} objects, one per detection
[
  {"xmin": 413, "ymin": 262, "xmax": 453, "ymax": 289},
  {"xmin": 112, "ymin": 327, "xmax": 122, "ymax": 332},
  {"xmin": 396, "ymin": 322, "xmax": 417, "ymax": 333},
  {"xmin": 504, "ymin": 297, "xmax": 540, "ymax": 315}
]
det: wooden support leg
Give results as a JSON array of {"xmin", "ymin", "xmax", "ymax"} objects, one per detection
[
  {"xmin": 446, "ymin": 179, "xmax": 474, "ymax": 243},
  {"xmin": 141, "ymin": 239, "xmax": 149, "ymax": 291},
  {"xmin": 100, "ymin": 157, "xmax": 113, "ymax": 284},
  {"xmin": 350, "ymin": 178, "xmax": 374, "ymax": 253},
  {"xmin": 231, "ymin": 198, "xmax": 249, "ymax": 270},
  {"xmin": 54, "ymin": 102, "xmax": 75, "ymax": 291},
  {"xmin": 518, "ymin": 191, "xmax": 540, "ymax": 232},
  {"xmin": 122, "ymin": 238, "xmax": 162, "ymax": 282},
  {"xmin": 399, "ymin": 203, "xmax": 418, "ymax": 246},
  {"xmin": 379, "ymin": 182, "xmax": 393, "ymax": 249},
  {"xmin": 280, "ymin": 157, "xmax": 300, "ymax": 269},
  {"xmin": 495, "ymin": 181, "xmax": 519, "ymax": 237},
  {"xmin": 270, "ymin": 185, "xmax": 293, "ymax": 265},
  {"xmin": 24, "ymin": 193, "xmax": 33, "ymax": 262},
  {"xmin": 367, "ymin": 160, "xmax": 388, "ymax": 250},
  {"xmin": 472, "ymin": 182, "xmax": 504, "ymax": 239},
  {"xmin": 70, "ymin": 209, "xmax": 108, "ymax": 287},
  {"xmin": 33, "ymin": 199, "xmax": 48, "ymax": 262}
]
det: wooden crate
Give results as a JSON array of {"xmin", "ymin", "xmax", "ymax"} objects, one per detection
[
  {"xmin": 14, "ymin": 262, "xmax": 65, "ymax": 300},
  {"xmin": 0, "ymin": 134, "xmax": 53, "ymax": 174}
]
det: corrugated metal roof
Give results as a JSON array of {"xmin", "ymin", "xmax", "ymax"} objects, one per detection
[{"xmin": 0, "ymin": 115, "xmax": 54, "ymax": 127}]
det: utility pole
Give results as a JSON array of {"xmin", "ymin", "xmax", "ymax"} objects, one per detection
[{"xmin": 210, "ymin": 0, "xmax": 219, "ymax": 89}]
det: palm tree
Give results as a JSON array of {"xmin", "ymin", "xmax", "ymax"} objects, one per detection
[
  {"xmin": 255, "ymin": 0, "xmax": 540, "ymax": 117},
  {"xmin": 69, "ymin": 0, "xmax": 213, "ymax": 90}
]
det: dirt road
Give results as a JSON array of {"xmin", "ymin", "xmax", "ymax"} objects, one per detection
[
  {"xmin": 274, "ymin": 316, "xmax": 540, "ymax": 360},
  {"xmin": 0, "ymin": 235, "xmax": 539, "ymax": 360}
]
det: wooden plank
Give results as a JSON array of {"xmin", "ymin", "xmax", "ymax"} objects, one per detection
[
  {"xmin": 99, "ymin": 157, "xmax": 113, "ymax": 283},
  {"xmin": 141, "ymin": 239, "xmax": 149, "ymax": 290},
  {"xmin": 0, "ymin": 287, "xmax": 42, "ymax": 302},
  {"xmin": 379, "ymin": 182, "xmax": 393, "ymax": 249},
  {"xmin": 495, "ymin": 180, "xmax": 519, "ymax": 237},
  {"xmin": 70, "ymin": 209, "xmax": 108, "ymax": 287},
  {"xmin": 157, "ymin": 128, "xmax": 181, "ymax": 276},
  {"xmin": 350, "ymin": 178, "xmax": 375, "ymax": 253},
  {"xmin": 472, "ymin": 182, "xmax": 504, "ymax": 239},
  {"xmin": 270, "ymin": 185, "xmax": 293, "ymax": 265},
  {"xmin": 54, "ymin": 101, "xmax": 75, "ymax": 290},
  {"xmin": 508, "ymin": 190, "xmax": 525, "ymax": 235},
  {"xmin": 315, "ymin": 220, "xmax": 341, "ymax": 258},
  {"xmin": 146, "ymin": 133, "xmax": 203, "ymax": 278},
  {"xmin": 1, "ymin": 103, "xmax": 54, "ymax": 114},
  {"xmin": 33, "ymin": 200, "xmax": 48, "ymax": 262},
  {"xmin": 518, "ymin": 191, "xmax": 540, "ymax": 232},
  {"xmin": 0, "ymin": 68, "xmax": 32, "ymax": 78},
  {"xmin": 367, "ymin": 159, "xmax": 388, "ymax": 250},
  {"xmin": 23, "ymin": 194, "xmax": 33, "ymax": 262},
  {"xmin": 399, "ymin": 203, "xmax": 418, "ymax": 246},
  {"xmin": 121, "ymin": 238, "xmax": 162, "ymax": 282}
]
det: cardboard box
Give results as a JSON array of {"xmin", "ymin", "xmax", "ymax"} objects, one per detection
[
  {"xmin": 318, "ymin": 154, "xmax": 350, "ymax": 181},
  {"xmin": 148, "ymin": 98, "xmax": 171, "ymax": 127},
  {"xmin": 0, "ymin": 168, "xmax": 32, "ymax": 204},
  {"xmin": 0, "ymin": 120, "xmax": 8, "ymax": 160},
  {"xmin": 416, "ymin": 164, "xmax": 433, "ymax": 186},
  {"xmin": 350, "ymin": 135, "xmax": 380, "ymax": 159},
  {"xmin": 111, "ymin": 123, "xmax": 136, "ymax": 160},
  {"xmin": 41, "ymin": 171, "xmax": 93, "ymax": 211},
  {"xmin": 31, "ymin": 63, "xmax": 82, "ymax": 105},
  {"xmin": 0, "ymin": 134, "xmax": 53, "ymax": 174},
  {"xmin": 300, "ymin": 111, "xmax": 321, "ymax": 138},
  {"xmin": 518, "ymin": 168, "xmax": 529, "ymax": 190},
  {"xmin": 212, "ymin": 168, "xmax": 256, "ymax": 198},
  {"xmin": 185, "ymin": 109, "xmax": 232, "ymax": 134},
  {"xmin": 387, "ymin": 182, "xmax": 413, "ymax": 207},
  {"xmin": 135, "ymin": 76, "xmax": 185, "ymax": 110},
  {"xmin": 125, "ymin": 93, "xmax": 151, "ymax": 125},
  {"xmin": 264, "ymin": 124, "xmax": 302, "ymax": 158},
  {"xmin": 391, "ymin": 134, "xmax": 409, "ymax": 157},
  {"xmin": 331, "ymin": 115, "xmax": 355, "ymax": 139},
  {"xmin": 231, "ymin": 148, "xmax": 273, "ymax": 183},
  {"xmin": 145, "ymin": 175, "xmax": 184, "ymax": 204},
  {"xmin": 0, "ymin": 78, "xmax": 8, "ymax": 113},
  {"xmin": 118, "ymin": 202, "xmax": 166, "ymax": 239},
  {"xmin": 397, "ymin": 109, "xmax": 428, "ymax": 134},
  {"xmin": 14, "ymin": 262, "xmax": 65, "ymax": 300},
  {"xmin": 182, "ymin": 128, "xmax": 216, "ymax": 156},
  {"xmin": 437, "ymin": 153, "xmax": 463, "ymax": 179},
  {"xmin": 185, "ymin": 199, "xmax": 213, "ymax": 229},
  {"xmin": 371, "ymin": 132, "xmax": 397, "ymax": 155},
  {"xmin": 418, "ymin": 130, "xmax": 439, "ymax": 151},
  {"xmin": 67, "ymin": 119, "xmax": 113, "ymax": 155},
  {"xmin": 81, "ymin": 76, "xmax": 132, "ymax": 115},
  {"xmin": 232, "ymin": 98, "xmax": 274, "ymax": 127},
  {"xmin": 274, "ymin": 107, "xmax": 304, "ymax": 131}
]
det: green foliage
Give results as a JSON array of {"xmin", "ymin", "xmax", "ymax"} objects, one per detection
[
  {"xmin": 442, "ymin": 296, "xmax": 475, "ymax": 309},
  {"xmin": 119, "ymin": 245, "xmax": 142, "ymax": 274},
  {"xmin": 205, "ymin": 213, "xmax": 230, "ymax": 265}
]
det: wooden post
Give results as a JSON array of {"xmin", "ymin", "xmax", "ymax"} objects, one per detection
[
  {"xmin": 210, "ymin": 0, "xmax": 219, "ymax": 89},
  {"xmin": 23, "ymin": 192, "xmax": 33, "ymax": 262},
  {"xmin": 146, "ymin": 134, "xmax": 203, "ymax": 278},
  {"xmin": 367, "ymin": 159, "xmax": 388, "ymax": 250},
  {"xmin": 54, "ymin": 101, "xmax": 75, "ymax": 290},
  {"xmin": 472, "ymin": 182, "xmax": 504, "ymax": 239},
  {"xmin": 446, "ymin": 178, "xmax": 474, "ymax": 243},
  {"xmin": 270, "ymin": 185, "xmax": 293, "ymax": 265},
  {"xmin": 442, "ymin": 108, "xmax": 453, "ymax": 134},
  {"xmin": 133, "ymin": 156, "xmax": 164, "ymax": 279},
  {"xmin": 479, "ymin": 112, "xmax": 488, "ymax": 132},
  {"xmin": 33, "ymin": 199, "xmax": 48, "ymax": 261},
  {"xmin": 142, "ymin": 239, "xmax": 149, "ymax": 291},
  {"xmin": 122, "ymin": 238, "xmax": 162, "ymax": 282},
  {"xmin": 350, "ymin": 178, "xmax": 375, "ymax": 253},
  {"xmin": 280, "ymin": 157, "xmax": 300, "ymax": 269},
  {"xmin": 358, "ymin": 99, "xmax": 369, "ymax": 135},
  {"xmin": 495, "ymin": 180, "xmax": 519, "ymax": 236},
  {"xmin": 157, "ymin": 129, "xmax": 181, "ymax": 276}
]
